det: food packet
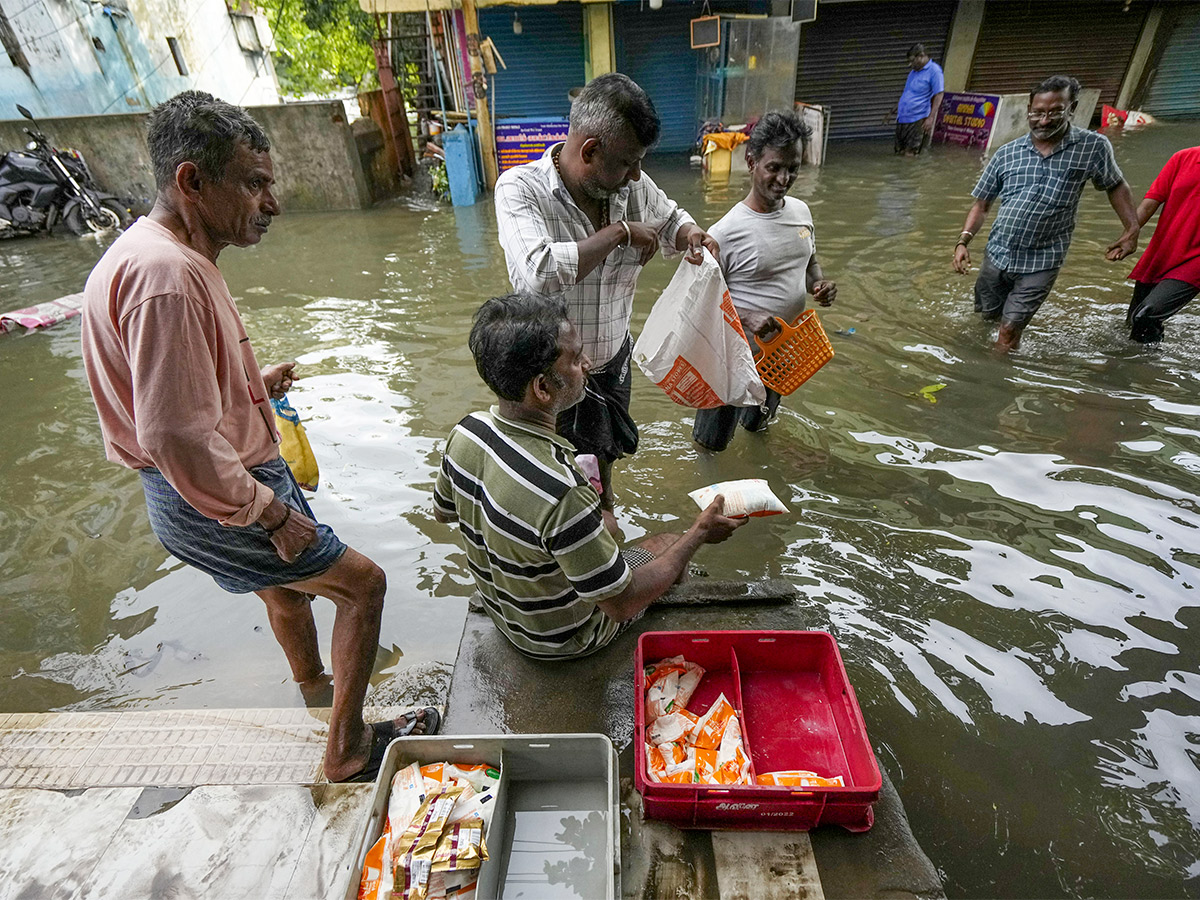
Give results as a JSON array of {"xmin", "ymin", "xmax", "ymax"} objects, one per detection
[
  {"xmin": 389, "ymin": 763, "xmax": 427, "ymax": 836},
  {"xmin": 393, "ymin": 785, "xmax": 464, "ymax": 900},
  {"xmin": 421, "ymin": 762, "xmax": 499, "ymax": 794},
  {"xmin": 661, "ymin": 746, "xmax": 698, "ymax": 784},
  {"xmin": 428, "ymin": 872, "xmax": 478, "ymax": 900},
  {"xmin": 694, "ymin": 747, "xmax": 719, "ymax": 783},
  {"xmin": 431, "ymin": 817, "xmax": 488, "ymax": 873},
  {"xmin": 646, "ymin": 711, "xmax": 693, "ymax": 746},
  {"xmin": 646, "ymin": 743, "xmax": 666, "ymax": 783},
  {"xmin": 756, "ymin": 770, "xmax": 846, "ymax": 788},
  {"xmin": 575, "ymin": 453, "xmax": 602, "ymax": 494},
  {"xmin": 359, "ymin": 822, "xmax": 393, "ymax": 900},
  {"xmin": 714, "ymin": 713, "xmax": 752, "ymax": 785},
  {"xmin": 644, "ymin": 655, "xmax": 705, "ymax": 721},
  {"xmin": 692, "ymin": 693, "xmax": 736, "ymax": 751},
  {"xmin": 688, "ymin": 479, "xmax": 788, "ymax": 517},
  {"xmin": 448, "ymin": 783, "xmax": 498, "ymax": 833}
]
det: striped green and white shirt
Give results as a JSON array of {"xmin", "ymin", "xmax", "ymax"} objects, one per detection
[{"xmin": 433, "ymin": 408, "xmax": 632, "ymax": 658}]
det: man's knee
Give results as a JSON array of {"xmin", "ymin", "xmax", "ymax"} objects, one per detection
[{"xmin": 292, "ymin": 547, "xmax": 386, "ymax": 611}]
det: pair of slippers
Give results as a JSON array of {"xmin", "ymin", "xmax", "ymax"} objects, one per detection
[{"xmin": 335, "ymin": 706, "xmax": 442, "ymax": 783}]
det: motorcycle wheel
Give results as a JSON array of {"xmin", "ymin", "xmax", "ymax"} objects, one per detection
[{"xmin": 65, "ymin": 199, "xmax": 130, "ymax": 235}]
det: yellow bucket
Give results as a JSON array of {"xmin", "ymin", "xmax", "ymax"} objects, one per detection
[{"xmin": 753, "ymin": 310, "xmax": 834, "ymax": 395}]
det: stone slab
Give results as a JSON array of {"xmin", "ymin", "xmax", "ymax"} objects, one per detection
[{"xmin": 0, "ymin": 782, "xmax": 374, "ymax": 900}]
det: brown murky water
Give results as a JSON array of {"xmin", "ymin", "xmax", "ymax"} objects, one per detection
[{"xmin": 3, "ymin": 123, "xmax": 1200, "ymax": 897}]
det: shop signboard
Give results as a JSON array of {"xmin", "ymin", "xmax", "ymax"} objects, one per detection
[
  {"xmin": 495, "ymin": 118, "xmax": 570, "ymax": 172},
  {"xmin": 933, "ymin": 92, "xmax": 1000, "ymax": 149}
]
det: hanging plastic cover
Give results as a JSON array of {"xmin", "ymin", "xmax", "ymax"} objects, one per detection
[{"xmin": 633, "ymin": 250, "xmax": 766, "ymax": 409}]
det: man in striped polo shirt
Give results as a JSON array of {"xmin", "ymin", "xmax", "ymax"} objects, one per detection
[
  {"xmin": 952, "ymin": 75, "xmax": 1140, "ymax": 353},
  {"xmin": 434, "ymin": 293, "xmax": 746, "ymax": 660}
]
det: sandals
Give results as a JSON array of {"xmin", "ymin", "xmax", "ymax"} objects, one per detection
[{"xmin": 332, "ymin": 707, "xmax": 442, "ymax": 784}]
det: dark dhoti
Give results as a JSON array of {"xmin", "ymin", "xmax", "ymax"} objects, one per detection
[{"xmin": 556, "ymin": 335, "xmax": 638, "ymax": 463}]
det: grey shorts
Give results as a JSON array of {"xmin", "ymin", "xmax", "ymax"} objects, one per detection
[
  {"xmin": 974, "ymin": 257, "xmax": 1060, "ymax": 327},
  {"xmin": 141, "ymin": 457, "xmax": 347, "ymax": 594}
]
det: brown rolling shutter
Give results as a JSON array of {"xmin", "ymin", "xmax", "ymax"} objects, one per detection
[
  {"xmin": 967, "ymin": 0, "xmax": 1150, "ymax": 108},
  {"xmin": 793, "ymin": 0, "xmax": 956, "ymax": 140}
]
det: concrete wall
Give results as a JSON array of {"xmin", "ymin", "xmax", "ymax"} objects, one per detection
[
  {"xmin": 0, "ymin": 0, "xmax": 278, "ymax": 121},
  {"xmin": 0, "ymin": 101, "xmax": 376, "ymax": 212}
]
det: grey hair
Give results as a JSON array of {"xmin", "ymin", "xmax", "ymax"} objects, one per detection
[
  {"xmin": 147, "ymin": 90, "xmax": 270, "ymax": 190},
  {"xmin": 568, "ymin": 73, "xmax": 661, "ymax": 149}
]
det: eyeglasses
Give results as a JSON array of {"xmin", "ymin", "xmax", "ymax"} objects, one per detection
[{"xmin": 1027, "ymin": 109, "xmax": 1071, "ymax": 123}]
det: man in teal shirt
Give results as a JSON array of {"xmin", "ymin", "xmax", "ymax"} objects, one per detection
[{"xmin": 894, "ymin": 43, "xmax": 944, "ymax": 156}]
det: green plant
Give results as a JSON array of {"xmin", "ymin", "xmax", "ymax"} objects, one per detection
[
  {"xmin": 259, "ymin": 0, "xmax": 377, "ymax": 97},
  {"xmin": 430, "ymin": 161, "xmax": 449, "ymax": 201}
]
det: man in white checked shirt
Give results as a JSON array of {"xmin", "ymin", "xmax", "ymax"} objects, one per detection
[{"xmin": 495, "ymin": 73, "xmax": 718, "ymax": 523}]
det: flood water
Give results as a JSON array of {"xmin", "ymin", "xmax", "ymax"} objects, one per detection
[{"xmin": 3, "ymin": 123, "xmax": 1200, "ymax": 898}]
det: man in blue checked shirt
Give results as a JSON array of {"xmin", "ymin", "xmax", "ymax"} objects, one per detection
[{"xmin": 952, "ymin": 75, "xmax": 1140, "ymax": 353}]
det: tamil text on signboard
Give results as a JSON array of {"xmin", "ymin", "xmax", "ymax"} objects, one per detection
[
  {"xmin": 933, "ymin": 92, "xmax": 1000, "ymax": 149},
  {"xmin": 495, "ymin": 118, "xmax": 570, "ymax": 172}
]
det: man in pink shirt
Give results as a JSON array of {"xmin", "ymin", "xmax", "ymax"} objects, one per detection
[{"xmin": 81, "ymin": 91, "xmax": 437, "ymax": 783}]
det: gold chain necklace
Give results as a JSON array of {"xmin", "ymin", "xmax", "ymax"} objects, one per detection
[{"xmin": 553, "ymin": 145, "xmax": 609, "ymax": 229}]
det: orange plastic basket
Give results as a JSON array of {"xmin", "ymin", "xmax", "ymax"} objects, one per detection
[{"xmin": 753, "ymin": 310, "xmax": 834, "ymax": 395}]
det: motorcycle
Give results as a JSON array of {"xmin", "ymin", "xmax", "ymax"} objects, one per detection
[{"xmin": 0, "ymin": 104, "xmax": 132, "ymax": 238}]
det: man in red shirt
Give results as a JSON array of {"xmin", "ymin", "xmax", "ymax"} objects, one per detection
[{"xmin": 1127, "ymin": 145, "xmax": 1200, "ymax": 343}]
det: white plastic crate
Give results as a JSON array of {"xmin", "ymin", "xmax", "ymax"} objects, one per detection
[{"xmin": 342, "ymin": 733, "xmax": 619, "ymax": 900}]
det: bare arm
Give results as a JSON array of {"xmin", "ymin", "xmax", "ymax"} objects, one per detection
[
  {"xmin": 595, "ymin": 497, "xmax": 745, "ymax": 622},
  {"xmin": 1135, "ymin": 197, "xmax": 1161, "ymax": 228},
  {"xmin": 575, "ymin": 224, "xmax": 635, "ymax": 280},
  {"xmin": 952, "ymin": 198, "xmax": 991, "ymax": 274},
  {"xmin": 924, "ymin": 92, "xmax": 944, "ymax": 133},
  {"xmin": 1104, "ymin": 181, "xmax": 1140, "ymax": 261}
]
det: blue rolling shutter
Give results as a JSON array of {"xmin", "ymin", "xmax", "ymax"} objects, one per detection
[
  {"xmin": 614, "ymin": 1, "xmax": 701, "ymax": 153},
  {"xmin": 480, "ymin": 3, "xmax": 586, "ymax": 118},
  {"xmin": 1141, "ymin": 5, "xmax": 1200, "ymax": 119}
]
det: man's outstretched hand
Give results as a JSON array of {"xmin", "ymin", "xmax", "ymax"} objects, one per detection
[{"xmin": 692, "ymin": 495, "xmax": 748, "ymax": 544}]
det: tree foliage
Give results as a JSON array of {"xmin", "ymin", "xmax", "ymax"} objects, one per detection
[{"xmin": 260, "ymin": 0, "xmax": 379, "ymax": 97}]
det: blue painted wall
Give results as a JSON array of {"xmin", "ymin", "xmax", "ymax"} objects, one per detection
[{"xmin": 0, "ymin": 0, "xmax": 193, "ymax": 119}]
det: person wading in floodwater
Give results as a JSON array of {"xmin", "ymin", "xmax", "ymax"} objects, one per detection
[
  {"xmin": 80, "ymin": 91, "xmax": 439, "ymax": 784},
  {"xmin": 692, "ymin": 110, "xmax": 838, "ymax": 452},
  {"xmin": 952, "ymin": 75, "xmax": 1141, "ymax": 353},
  {"xmin": 494, "ymin": 73, "xmax": 719, "ymax": 533}
]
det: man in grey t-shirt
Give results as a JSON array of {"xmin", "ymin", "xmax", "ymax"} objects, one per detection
[{"xmin": 693, "ymin": 111, "xmax": 838, "ymax": 452}]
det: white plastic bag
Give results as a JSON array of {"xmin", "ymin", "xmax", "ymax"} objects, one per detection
[{"xmin": 633, "ymin": 250, "xmax": 766, "ymax": 409}]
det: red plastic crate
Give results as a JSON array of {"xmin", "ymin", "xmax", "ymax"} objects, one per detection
[{"xmin": 634, "ymin": 630, "xmax": 881, "ymax": 832}]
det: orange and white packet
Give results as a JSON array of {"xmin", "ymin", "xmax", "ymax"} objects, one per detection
[
  {"xmin": 756, "ymin": 770, "xmax": 845, "ymax": 788},
  {"xmin": 359, "ymin": 819, "xmax": 393, "ymax": 900},
  {"xmin": 644, "ymin": 655, "xmax": 705, "ymax": 722},
  {"xmin": 692, "ymin": 692, "xmax": 736, "ymax": 751}
]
